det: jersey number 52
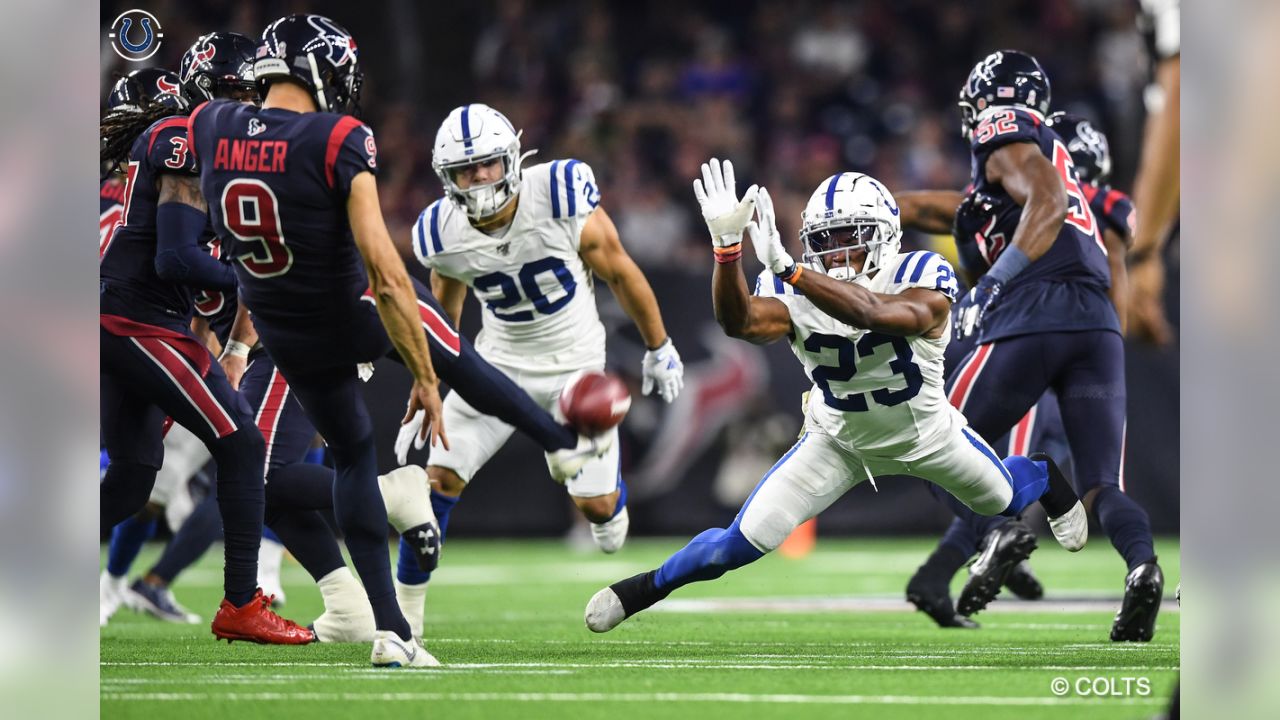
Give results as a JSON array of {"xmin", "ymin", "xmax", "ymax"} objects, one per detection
[{"xmin": 221, "ymin": 179, "xmax": 294, "ymax": 278}]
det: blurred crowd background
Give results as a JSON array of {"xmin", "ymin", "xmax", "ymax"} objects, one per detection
[
  {"xmin": 99, "ymin": 0, "xmax": 1178, "ymax": 537},
  {"xmin": 102, "ymin": 0, "xmax": 1156, "ymax": 266}
]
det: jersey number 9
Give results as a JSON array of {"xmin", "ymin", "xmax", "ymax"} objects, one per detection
[{"xmin": 221, "ymin": 179, "xmax": 294, "ymax": 278}]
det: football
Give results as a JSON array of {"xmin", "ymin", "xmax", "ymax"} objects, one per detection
[{"xmin": 558, "ymin": 370, "xmax": 631, "ymax": 435}]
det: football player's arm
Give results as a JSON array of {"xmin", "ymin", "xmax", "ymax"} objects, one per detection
[
  {"xmin": 791, "ymin": 273, "xmax": 950, "ymax": 338},
  {"xmin": 190, "ymin": 315, "xmax": 220, "ymax": 356},
  {"xmin": 712, "ymin": 264, "xmax": 792, "ymax": 344},
  {"xmin": 984, "ymin": 142, "xmax": 1067, "ymax": 262},
  {"xmin": 348, "ymin": 172, "xmax": 448, "ymax": 448},
  {"xmin": 1104, "ymin": 228, "xmax": 1129, "ymax": 335},
  {"xmin": 578, "ymin": 207, "xmax": 669, "ymax": 349},
  {"xmin": 430, "ymin": 271, "xmax": 468, "ymax": 328},
  {"xmin": 155, "ymin": 174, "xmax": 237, "ymax": 290},
  {"xmin": 220, "ymin": 300, "xmax": 259, "ymax": 391},
  {"xmin": 897, "ymin": 190, "xmax": 964, "ymax": 234}
]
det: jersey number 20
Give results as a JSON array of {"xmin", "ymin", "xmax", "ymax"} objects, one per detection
[
  {"xmin": 474, "ymin": 257, "xmax": 577, "ymax": 322},
  {"xmin": 805, "ymin": 331, "xmax": 923, "ymax": 412},
  {"xmin": 221, "ymin": 179, "xmax": 293, "ymax": 278}
]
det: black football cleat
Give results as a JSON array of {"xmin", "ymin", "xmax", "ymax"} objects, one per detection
[
  {"xmin": 1111, "ymin": 561, "xmax": 1163, "ymax": 642},
  {"xmin": 1003, "ymin": 560, "xmax": 1045, "ymax": 600},
  {"xmin": 906, "ymin": 571, "xmax": 979, "ymax": 629},
  {"xmin": 958, "ymin": 521, "xmax": 1037, "ymax": 616}
]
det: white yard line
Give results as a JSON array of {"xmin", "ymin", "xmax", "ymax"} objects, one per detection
[
  {"xmin": 101, "ymin": 661, "xmax": 1179, "ymax": 672},
  {"xmin": 101, "ymin": 690, "xmax": 1163, "ymax": 706}
]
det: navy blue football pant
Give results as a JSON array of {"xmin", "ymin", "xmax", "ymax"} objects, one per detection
[
  {"xmin": 141, "ymin": 352, "xmax": 347, "ymax": 588},
  {"xmin": 254, "ymin": 281, "xmax": 575, "ymax": 637},
  {"xmin": 927, "ymin": 330, "xmax": 1154, "ymax": 570},
  {"xmin": 100, "ymin": 326, "xmax": 263, "ymax": 606}
]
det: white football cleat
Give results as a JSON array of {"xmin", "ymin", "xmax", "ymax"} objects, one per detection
[
  {"xmin": 584, "ymin": 587, "xmax": 627, "ymax": 633},
  {"xmin": 547, "ymin": 434, "xmax": 613, "ymax": 484},
  {"xmin": 1048, "ymin": 500, "xmax": 1088, "ymax": 552},
  {"xmin": 312, "ymin": 567, "xmax": 375, "ymax": 643},
  {"xmin": 590, "ymin": 507, "xmax": 630, "ymax": 554},
  {"xmin": 378, "ymin": 466, "xmax": 437, "ymax": 534},
  {"xmin": 370, "ymin": 630, "xmax": 439, "ymax": 668},
  {"xmin": 100, "ymin": 571, "xmax": 128, "ymax": 627}
]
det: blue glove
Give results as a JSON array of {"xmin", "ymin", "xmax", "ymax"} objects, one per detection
[{"xmin": 954, "ymin": 275, "xmax": 1002, "ymax": 341}]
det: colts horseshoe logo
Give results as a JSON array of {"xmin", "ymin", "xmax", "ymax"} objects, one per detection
[{"xmin": 108, "ymin": 10, "xmax": 165, "ymax": 62}]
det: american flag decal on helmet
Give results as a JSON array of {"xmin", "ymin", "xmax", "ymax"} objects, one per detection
[{"xmin": 997, "ymin": 86, "xmax": 1015, "ymax": 98}]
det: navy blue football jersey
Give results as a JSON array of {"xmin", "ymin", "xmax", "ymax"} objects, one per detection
[
  {"xmin": 958, "ymin": 107, "xmax": 1119, "ymax": 342},
  {"xmin": 193, "ymin": 235, "xmax": 238, "ymax": 344},
  {"xmin": 100, "ymin": 177, "xmax": 125, "ymax": 257},
  {"xmin": 1082, "ymin": 184, "xmax": 1136, "ymax": 247},
  {"xmin": 99, "ymin": 115, "xmax": 210, "ymax": 330},
  {"xmin": 187, "ymin": 100, "xmax": 378, "ymax": 348}
]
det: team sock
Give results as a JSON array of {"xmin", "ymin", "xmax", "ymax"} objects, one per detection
[
  {"xmin": 106, "ymin": 515, "xmax": 158, "ymax": 578},
  {"xmin": 654, "ymin": 523, "xmax": 763, "ymax": 592},
  {"xmin": 1092, "ymin": 485, "xmax": 1157, "ymax": 571},
  {"xmin": 397, "ymin": 490, "xmax": 459, "ymax": 585},
  {"xmin": 1001, "ymin": 456, "xmax": 1049, "ymax": 516}
]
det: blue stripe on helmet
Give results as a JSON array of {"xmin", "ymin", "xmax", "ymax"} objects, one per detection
[
  {"xmin": 824, "ymin": 173, "xmax": 844, "ymax": 212},
  {"xmin": 429, "ymin": 201, "xmax": 443, "ymax": 254},
  {"xmin": 564, "ymin": 159, "xmax": 580, "ymax": 217},
  {"xmin": 460, "ymin": 105, "xmax": 474, "ymax": 155},
  {"xmin": 909, "ymin": 252, "xmax": 938, "ymax": 283},
  {"xmin": 549, "ymin": 160, "xmax": 562, "ymax": 218}
]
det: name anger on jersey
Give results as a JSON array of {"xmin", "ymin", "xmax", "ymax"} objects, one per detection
[{"xmin": 212, "ymin": 137, "xmax": 288, "ymax": 173}]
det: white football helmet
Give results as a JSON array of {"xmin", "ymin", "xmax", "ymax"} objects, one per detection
[
  {"xmin": 799, "ymin": 172, "xmax": 902, "ymax": 283},
  {"xmin": 432, "ymin": 103, "xmax": 535, "ymax": 220}
]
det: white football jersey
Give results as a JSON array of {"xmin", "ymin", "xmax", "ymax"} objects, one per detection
[
  {"xmin": 754, "ymin": 251, "xmax": 962, "ymax": 460},
  {"xmin": 413, "ymin": 160, "xmax": 606, "ymax": 370}
]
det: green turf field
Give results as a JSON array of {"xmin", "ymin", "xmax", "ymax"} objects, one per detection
[{"xmin": 100, "ymin": 536, "xmax": 1179, "ymax": 719}]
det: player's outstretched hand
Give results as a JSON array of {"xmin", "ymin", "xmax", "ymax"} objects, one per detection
[
  {"xmin": 746, "ymin": 187, "xmax": 796, "ymax": 277},
  {"xmin": 641, "ymin": 338, "xmax": 684, "ymax": 403},
  {"xmin": 953, "ymin": 275, "xmax": 1002, "ymax": 341},
  {"xmin": 404, "ymin": 379, "xmax": 448, "ymax": 451},
  {"xmin": 1127, "ymin": 259, "xmax": 1174, "ymax": 346},
  {"xmin": 693, "ymin": 157, "xmax": 758, "ymax": 248}
]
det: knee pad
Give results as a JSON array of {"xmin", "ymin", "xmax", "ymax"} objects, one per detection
[{"xmin": 737, "ymin": 503, "xmax": 801, "ymax": 553}]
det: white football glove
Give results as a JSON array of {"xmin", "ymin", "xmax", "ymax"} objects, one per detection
[
  {"xmin": 692, "ymin": 158, "xmax": 759, "ymax": 248},
  {"xmin": 395, "ymin": 409, "xmax": 427, "ymax": 465},
  {"xmin": 746, "ymin": 187, "xmax": 796, "ymax": 276},
  {"xmin": 641, "ymin": 338, "xmax": 684, "ymax": 403}
]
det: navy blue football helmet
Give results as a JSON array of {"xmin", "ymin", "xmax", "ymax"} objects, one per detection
[
  {"xmin": 106, "ymin": 68, "xmax": 187, "ymax": 113},
  {"xmin": 1046, "ymin": 112, "xmax": 1112, "ymax": 187},
  {"xmin": 253, "ymin": 14, "xmax": 363, "ymax": 115},
  {"xmin": 958, "ymin": 50, "xmax": 1051, "ymax": 138},
  {"xmin": 179, "ymin": 32, "xmax": 258, "ymax": 103}
]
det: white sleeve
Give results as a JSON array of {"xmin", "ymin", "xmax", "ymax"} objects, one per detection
[
  {"xmin": 411, "ymin": 199, "xmax": 444, "ymax": 269},
  {"xmin": 548, "ymin": 159, "xmax": 601, "ymax": 249},
  {"xmin": 894, "ymin": 251, "xmax": 960, "ymax": 302}
]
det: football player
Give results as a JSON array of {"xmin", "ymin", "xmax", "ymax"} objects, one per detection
[
  {"xmin": 583, "ymin": 159, "xmax": 1088, "ymax": 633},
  {"xmin": 188, "ymin": 14, "xmax": 610, "ymax": 665},
  {"xmin": 895, "ymin": 52, "xmax": 1161, "ymax": 641},
  {"xmin": 99, "ymin": 33, "xmax": 310, "ymax": 643},
  {"xmin": 393, "ymin": 103, "xmax": 684, "ymax": 627},
  {"xmin": 898, "ymin": 111, "xmax": 1139, "ymax": 628}
]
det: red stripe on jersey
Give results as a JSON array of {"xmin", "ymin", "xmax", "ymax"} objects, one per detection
[
  {"xmin": 255, "ymin": 367, "xmax": 291, "ymax": 475},
  {"xmin": 1103, "ymin": 189, "xmax": 1122, "ymax": 216},
  {"xmin": 147, "ymin": 117, "xmax": 190, "ymax": 157},
  {"xmin": 186, "ymin": 101, "xmax": 211, "ymax": 161},
  {"xmin": 100, "ymin": 313, "xmax": 212, "ymax": 376},
  {"xmin": 947, "ymin": 343, "xmax": 994, "ymax": 412},
  {"xmin": 132, "ymin": 336, "xmax": 237, "ymax": 438},
  {"xmin": 324, "ymin": 116, "xmax": 364, "ymax": 189}
]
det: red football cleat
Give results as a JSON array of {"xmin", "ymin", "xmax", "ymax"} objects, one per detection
[{"xmin": 210, "ymin": 588, "xmax": 316, "ymax": 645}]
